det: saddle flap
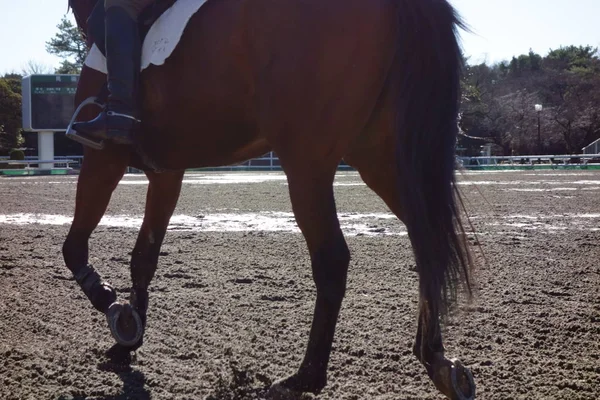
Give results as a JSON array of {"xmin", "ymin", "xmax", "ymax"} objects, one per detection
[{"xmin": 85, "ymin": 0, "xmax": 209, "ymax": 74}]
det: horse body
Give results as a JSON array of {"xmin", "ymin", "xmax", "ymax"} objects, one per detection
[
  {"xmin": 137, "ymin": 0, "xmax": 393, "ymax": 170},
  {"xmin": 64, "ymin": 0, "xmax": 476, "ymax": 398}
]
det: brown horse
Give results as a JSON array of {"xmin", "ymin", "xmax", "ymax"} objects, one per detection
[{"xmin": 63, "ymin": 0, "xmax": 476, "ymax": 398}]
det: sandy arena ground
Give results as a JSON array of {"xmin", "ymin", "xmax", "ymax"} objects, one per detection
[{"xmin": 0, "ymin": 170, "xmax": 599, "ymax": 400}]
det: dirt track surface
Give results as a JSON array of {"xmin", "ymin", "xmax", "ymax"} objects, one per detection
[{"xmin": 1, "ymin": 170, "xmax": 599, "ymax": 400}]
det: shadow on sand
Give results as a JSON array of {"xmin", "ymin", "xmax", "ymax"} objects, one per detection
[{"xmin": 58, "ymin": 344, "xmax": 150, "ymax": 400}]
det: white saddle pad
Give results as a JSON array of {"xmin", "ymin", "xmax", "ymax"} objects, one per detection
[{"xmin": 84, "ymin": 0, "xmax": 208, "ymax": 74}]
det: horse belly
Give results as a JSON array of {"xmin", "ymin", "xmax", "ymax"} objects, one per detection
[{"xmin": 140, "ymin": 102, "xmax": 266, "ymax": 169}]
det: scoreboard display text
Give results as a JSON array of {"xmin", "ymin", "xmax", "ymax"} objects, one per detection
[{"xmin": 22, "ymin": 74, "xmax": 79, "ymax": 132}]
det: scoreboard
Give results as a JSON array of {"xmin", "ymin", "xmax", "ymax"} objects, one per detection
[{"xmin": 22, "ymin": 74, "xmax": 79, "ymax": 132}]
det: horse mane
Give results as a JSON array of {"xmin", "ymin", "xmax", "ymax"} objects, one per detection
[{"xmin": 68, "ymin": 0, "xmax": 101, "ymax": 46}]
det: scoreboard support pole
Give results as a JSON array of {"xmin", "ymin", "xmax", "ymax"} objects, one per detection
[{"xmin": 37, "ymin": 131, "xmax": 55, "ymax": 170}]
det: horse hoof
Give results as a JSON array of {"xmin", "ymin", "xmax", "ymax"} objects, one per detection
[
  {"xmin": 267, "ymin": 380, "xmax": 304, "ymax": 400},
  {"xmin": 450, "ymin": 358, "xmax": 475, "ymax": 400},
  {"xmin": 106, "ymin": 302, "xmax": 144, "ymax": 348}
]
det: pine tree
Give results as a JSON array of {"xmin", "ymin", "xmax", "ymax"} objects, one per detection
[{"xmin": 46, "ymin": 16, "xmax": 87, "ymax": 74}]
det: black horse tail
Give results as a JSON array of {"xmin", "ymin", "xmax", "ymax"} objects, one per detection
[{"xmin": 394, "ymin": 0, "xmax": 473, "ymax": 323}]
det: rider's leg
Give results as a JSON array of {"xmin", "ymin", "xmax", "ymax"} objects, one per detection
[
  {"xmin": 73, "ymin": 0, "xmax": 153, "ymax": 145},
  {"xmin": 107, "ymin": 0, "xmax": 156, "ymax": 20}
]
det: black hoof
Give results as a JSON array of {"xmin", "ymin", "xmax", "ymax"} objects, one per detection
[
  {"xmin": 106, "ymin": 302, "xmax": 144, "ymax": 348},
  {"xmin": 268, "ymin": 370, "xmax": 326, "ymax": 398},
  {"xmin": 450, "ymin": 359, "xmax": 476, "ymax": 400},
  {"xmin": 267, "ymin": 382, "xmax": 304, "ymax": 400}
]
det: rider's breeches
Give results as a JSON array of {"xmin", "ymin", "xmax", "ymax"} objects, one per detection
[{"xmin": 105, "ymin": 0, "xmax": 155, "ymax": 19}]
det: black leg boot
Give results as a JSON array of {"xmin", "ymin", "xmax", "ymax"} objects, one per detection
[{"xmin": 73, "ymin": 6, "xmax": 140, "ymax": 145}]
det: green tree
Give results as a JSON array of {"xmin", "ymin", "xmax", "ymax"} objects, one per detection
[
  {"xmin": 46, "ymin": 16, "xmax": 87, "ymax": 74},
  {"xmin": 509, "ymin": 56, "xmax": 520, "ymax": 77},
  {"xmin": 55, "ymin": 60, "xmax": 82, "ymax": 74},
  {"xmin": 2, "ymin": 73, "xmax": 22, "ymax": 93},
  {"xmin": 529, "ymin": 50, "xmax": 542, "ymax": 71},
  {"xmin": 544, "ymin": 45, "xmax": 599, "ymax": 72},
  {"xmin": 0, "ymin": 75, "xmax": 24, "ymax": 154}
]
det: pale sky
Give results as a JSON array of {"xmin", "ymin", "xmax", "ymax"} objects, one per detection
[
  {"xmin": 0, "ymin": 0, "xmax": 599, "ymax": 74},
  {"xmin": 450, "ymin": 0, "xmax": 600, "ymax": 65}
]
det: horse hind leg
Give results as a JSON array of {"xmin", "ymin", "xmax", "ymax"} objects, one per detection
[
  {"xmin": 345, "ymin": 126, "xmax": 475, "ymax": 400},
  {"xmin": 107, "ymin": 169, "xmax": 184, "ymax": 350}
]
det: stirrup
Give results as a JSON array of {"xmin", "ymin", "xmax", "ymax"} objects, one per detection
[{"xmin": 66, "ymin": 96, "xmax": 106, "ymax": 150}]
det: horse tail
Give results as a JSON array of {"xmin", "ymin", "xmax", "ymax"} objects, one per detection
[{"xmin": 393, "ymin": 0, "xmax": 473, "ymax": 321}]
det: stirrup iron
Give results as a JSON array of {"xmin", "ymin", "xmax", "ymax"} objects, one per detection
[{"xmin": 66, "ymin": 96, "xmax": 106, "ymax": 150}]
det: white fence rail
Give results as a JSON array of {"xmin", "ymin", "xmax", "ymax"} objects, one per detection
[
  {"xmin": 1, "ymin": 156, "xmax": 79, "ymax": 168},
  {"xmin": 3, "ymin": 152, "xmax": 599, "ymax": 173},
  {"xmin": 458, "ymin": 154, "xmax": 600, "ymax": 168},
  {"xmin": 1, "ymin": 159, "xmax": 76, "ymax": 168}
]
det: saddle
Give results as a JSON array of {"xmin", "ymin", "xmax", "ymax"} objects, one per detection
[{"xmin": 87, "ymin": 0, "xmax": 178, "ymax": 56}]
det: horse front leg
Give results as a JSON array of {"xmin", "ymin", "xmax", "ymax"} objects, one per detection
[
  {"xmin": 107, "ymin": 169, "xmax": 184, "ymax": 350},
  {"xmin": 269, "ymin": 163, "xmax": 350, "ymax": 397},
  {"xmin": 63, "ymin": 148, "xmax": 128, "ymax": 313}
]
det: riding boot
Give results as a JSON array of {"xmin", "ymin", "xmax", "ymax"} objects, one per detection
[{"xmin": 73, "ymin": 6, "xmax": 140, "ymax": 145}]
